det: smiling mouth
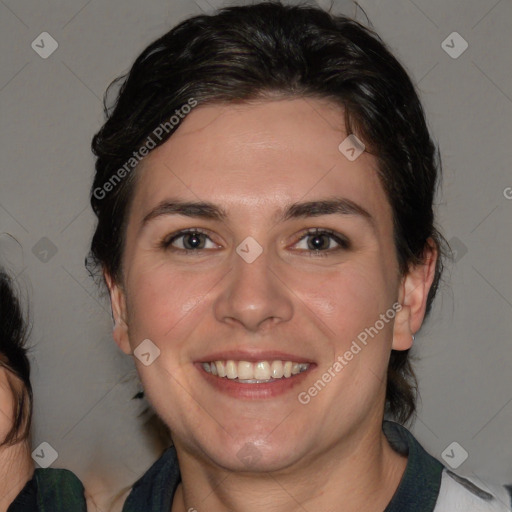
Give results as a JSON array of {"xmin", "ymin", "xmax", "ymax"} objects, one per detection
[{"xmin": 202, "ymin": 360, "xmax": 310, "ymax": 383}]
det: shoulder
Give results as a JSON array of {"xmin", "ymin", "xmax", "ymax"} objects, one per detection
[
  {"xmin": 434, "ymin": 470, "xmax": 512, "ymax": 511},
  {"xmin": 382, "ymin": 421, "xmax": 512, "ymax": 512},
  {"xmin": 8, "ymin": 468, "xmax": 87, "ymax": 512}
]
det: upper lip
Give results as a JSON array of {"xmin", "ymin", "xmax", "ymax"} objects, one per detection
[{"xmin": 196, "ymin": 350, "xmax": 314, "ymax": 364}]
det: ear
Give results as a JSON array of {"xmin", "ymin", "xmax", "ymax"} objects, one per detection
[
  {"xmin": 392, "ymin": 239, "xmax": 438, "ymax": 351},
  {"xmin": 104, "ymin": 270, "xmax": 131, "ymax": 355}
]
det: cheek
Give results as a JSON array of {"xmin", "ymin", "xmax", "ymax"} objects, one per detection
[
  {"xmin": 284, "ymin": 264, "xmax": 397, "ymax": 426},
  {"xmin": 123, "ymin": 266, "xmax": 215, "ymax": 416},
  {"xmin": 125, "ymin": 262, "xmax": 218, "ymax": 348},
  {"xmin": 288, "ymin": 260, "xmax": 395, "ymax": 340}
]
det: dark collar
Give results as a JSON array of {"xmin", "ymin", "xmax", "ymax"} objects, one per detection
[{"xmin": 383, "ymin": 421, "xmax": 443, "ymax": 511}]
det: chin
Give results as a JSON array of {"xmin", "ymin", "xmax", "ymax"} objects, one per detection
[
  {"xmin": 183, "ymin": 421, "xmax": 310, "ymax": 474},
  {"xmin": 205, "ymin": 441, "xmax": 302, "ymax": 473}
]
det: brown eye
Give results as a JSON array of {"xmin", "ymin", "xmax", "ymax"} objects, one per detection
[
  {"xmin": 163, "ymin": 229, "xmax": 218, "ymax": 252},
  {"xmin": 179, "ymin": 232, "xmax": 207, "ymax": 250},
  {"xmin": 294, "ymin": 229, "xmax": 350, "ymax": 253},
  {"xmin": 306, "ymin": 233, "xmax": 331, "ymax": 251}
]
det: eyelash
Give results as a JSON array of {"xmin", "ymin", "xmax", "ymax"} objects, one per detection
[
  {"xmin": 294, "ymin": 228, "xmax": 350, "ymax": 256},
  {"xmin": 160, "ymin": 228, "xmax": 350, "ymax": 256},
  {"xmin": 160, "ymin": 228, "xmax": 213, "ymax": 255}
]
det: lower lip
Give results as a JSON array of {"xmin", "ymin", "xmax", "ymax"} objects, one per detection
[{"xmin": 196, "ymin": 364, "xmax": 314, "ymax": 399}]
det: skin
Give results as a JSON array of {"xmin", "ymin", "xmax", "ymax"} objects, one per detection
[
  {"xmin": 0, "ymin": 367, "xmax": 33, "ymax": 512},
  {"xmin": 107, "ymin": 98, "xmax": 437, "ymax": 512}
]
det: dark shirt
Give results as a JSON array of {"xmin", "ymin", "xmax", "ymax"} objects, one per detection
[{"xmin": 7, "ymin": 468, "xmax": 86, "ymax": 512}]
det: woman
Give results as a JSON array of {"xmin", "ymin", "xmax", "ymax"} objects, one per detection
[
  {"xmin": 0, "ymin": 268, "xmax": 33, "ymax": 510},
  {"xmin": 88, "ymin": 3, "xmax": 512, "ymax": 511},
  {"xmin": 0, "ymin": 269, "xmax": 86, "ymax": 511}
]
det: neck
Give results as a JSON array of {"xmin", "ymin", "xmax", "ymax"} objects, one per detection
[
  {"xmin": 0, "ymin": 441, "xmax": 34, "ymax": 512},
  {"xmin": 172, "ymin": 420, "xmax": 407, "ymax": 512}
]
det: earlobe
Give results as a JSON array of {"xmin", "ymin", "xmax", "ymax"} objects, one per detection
[
  {"xmin": 104, "ymin": 271, "xmax": 132, "ymax": 355},
  {"xmin": 392, "ymin": 304, "xmax": 414, "ymax": 350},
  {"xmin": 392, "ymin": 240, "xmax": 438, "ymax": 351}
]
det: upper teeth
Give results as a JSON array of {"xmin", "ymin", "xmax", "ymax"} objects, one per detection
[{"xmin": 202, "ymin": 360, "xmax": 310, "ymax": 381}]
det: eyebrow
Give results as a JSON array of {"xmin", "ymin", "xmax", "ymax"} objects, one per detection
[{"xmin": 142, "ymin": 197, "xmax": 375, "ymax": 229}]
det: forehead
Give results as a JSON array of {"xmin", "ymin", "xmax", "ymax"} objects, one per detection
[{"xmin": 130, "ymin": 98, "xmax": 391, "ymax": 228}]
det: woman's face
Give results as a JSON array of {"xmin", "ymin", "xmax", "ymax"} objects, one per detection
[{"xmin": 108, "ymin": 98, "xmax": 431, "ymax": 471}]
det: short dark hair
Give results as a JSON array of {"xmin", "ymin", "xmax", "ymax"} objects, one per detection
[
  {"xmin": 0, "ymin": 270, "xmax": 32, "ymax": 446},
  {"xmin": 89, "ymin": 1, "xmax": 446, "ymax": 424}
]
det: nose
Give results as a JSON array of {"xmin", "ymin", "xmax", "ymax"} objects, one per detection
[{"xmin": 213, "ymin": 248, "xmax": 294, "ymax": 333}]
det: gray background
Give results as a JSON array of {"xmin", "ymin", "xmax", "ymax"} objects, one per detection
[{"xmin": 1, "ymin": 0, "xmax": 511, "ymax": 504}]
